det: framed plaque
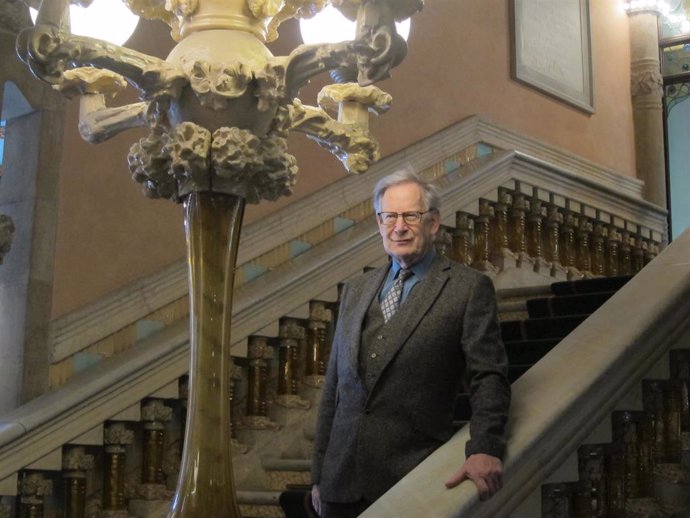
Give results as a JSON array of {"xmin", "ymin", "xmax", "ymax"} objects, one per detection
[{"xmin": 512, "ymin": 0, "xmax": 594, "ymax": 113}]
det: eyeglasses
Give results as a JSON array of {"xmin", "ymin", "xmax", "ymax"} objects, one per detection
[{"xmin": 377, "ymin": 211, "xmax": 430, "ymax": 226}]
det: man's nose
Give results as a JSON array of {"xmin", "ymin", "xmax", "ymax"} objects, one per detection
[{"xmin": 393, "ymin": 216, "xmax": 409, "ymax": 232}]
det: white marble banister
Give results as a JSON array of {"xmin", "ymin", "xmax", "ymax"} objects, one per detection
[
  {"xmin": 362, "ymin": 228, "xmax": 690, "ymax": 518},
  {"xmin": 50, "ymin": 115, "xmax": 659, "ymax": 364}
]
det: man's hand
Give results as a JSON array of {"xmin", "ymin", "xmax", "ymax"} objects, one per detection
[
  {"xmin": 444, "ymin": 453, "xmax": 503, "ymax": 501},
  {"xmin": 311, "ymin": 484, "xmax": 322, "ymax": 516}
]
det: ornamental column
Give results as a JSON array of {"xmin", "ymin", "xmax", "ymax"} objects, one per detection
[{"xmin": 627, "ymin": 5, "xmax": 667, "ymax": 208}]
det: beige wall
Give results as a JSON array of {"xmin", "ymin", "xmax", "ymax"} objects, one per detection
[{"xmin": 51, "ymin": 0, "xmax": 636, "ymax": 317}]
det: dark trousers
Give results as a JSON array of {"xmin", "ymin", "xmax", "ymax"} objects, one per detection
[{"xmin": 321, "ymin": 498, "xmax": 371, "ymax": 518}]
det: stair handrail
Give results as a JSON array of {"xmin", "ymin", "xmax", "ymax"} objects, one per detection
[{"xmin": 362, "ymin": 228, "xmax": 690, "ymax": 518}]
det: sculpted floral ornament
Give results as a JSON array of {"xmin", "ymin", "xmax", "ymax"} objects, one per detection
[{"xmin": 18, "ymin": 0, "xmax": 422, "ymax": 204}]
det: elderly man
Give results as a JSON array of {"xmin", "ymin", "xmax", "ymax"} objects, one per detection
[{"xmin": 310, "ymin": 170, "xmax": 511, "ymax": 517}]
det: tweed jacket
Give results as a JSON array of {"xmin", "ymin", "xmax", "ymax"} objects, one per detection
[{"xmin": 311, "ymin": 254, "xmax": 511, "ymax": 504}]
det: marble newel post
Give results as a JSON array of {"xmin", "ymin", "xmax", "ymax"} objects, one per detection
[
  {"xmin": 18, "ymin": 0, "xmax": 424, "ymax": 516},
  {"xmin": 627, "ymin": 6, "xmax": 667, "ymax": 208}
]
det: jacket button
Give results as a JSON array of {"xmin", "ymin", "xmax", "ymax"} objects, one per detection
[{"xmin": 370, "ymin": 353, "xmax": 377, "ymax": 359}]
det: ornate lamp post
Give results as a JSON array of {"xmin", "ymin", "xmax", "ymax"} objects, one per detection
[{"xmin": 17, "ymin": 0, "xmax": 423, "ymax": 516}]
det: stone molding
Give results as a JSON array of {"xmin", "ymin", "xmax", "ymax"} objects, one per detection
[
  {"xmin": 50, "ymin": 115, "xmax": 652, "ymax": 364},
  {"xmin": 362, "ymin": 229, "xmax": 690, "ymax": 518},
  {"xmin": 0, "ymin": 147, "xmax": 668, "ymax": 485}
]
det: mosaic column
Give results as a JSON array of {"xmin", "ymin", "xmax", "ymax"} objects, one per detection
[
  {"xmin": 452, "ymin": 211, "xmax": 474, "ymax": 267},
  {"xmin": 62, "ymin": 446, "xmax": 94, "ymax": 518},
  {"xmin": 560, "ymin": 207, "xmax": 581, "ymax": 280},
  {"xmin": 619, "ymin": 230, "xmax": 633, "ymax": 276},
  {"xmin": 576, "ymin": 216, "xmax": 593, "ymax": 277},
  {"xmin": 240, "ymin": 336, "xmax": 279, "ymax": 431},
  {"xmin": 527, "ymin": 194, "xmax": 548, "ymax": 273},
  {"xmin": 669, "ymin": 349, "xmax": 690, "ymax": 466},
  {"xmin": 627, "ymin": 5, "xmax": 667, "ymax": 208},
  {"xmin": 605, "ymin": 226, "xmax": 621, "ymax": 277},
  {"xmin": 510, "ymin": 191, "xmax": 531, "ymax": 269},
  {"xmin": 101, "ymin": 423, "xmax": 134, "ymax": 518},
  {"xmin": 545, "ymin": 205, "xmax": 565, "ymax": 277},
  {"xmin": 18, "ymin": 473, "xmax": 52, "ymax": 518},
  {"xmin": 471, "ymin": 200, "xmax": 496, "ymax": 272},
  {"xmin": 276, "ymin": 318, "xmax": 310, "ymax": 409},
  {"xmin": 578, "ymin": 443, "xmax": 610, "ymax": 517},
  {"xmin": 591, "ymin": 222, "xmax": 606, "ymax": 277},
  {"xmin": 490, "ymin": 188, "xmax": 514, "ymax": 270},
  {"xmin": 632, "ymin": 235, "xmax": 647, "ymax": 273},
  {"xmin": 304, "ymin": 301, "xmax": 332, "ymax": 388},
  {"xmin": 139, "ymin": 400, "xmax": 173, "ymax": 500}
]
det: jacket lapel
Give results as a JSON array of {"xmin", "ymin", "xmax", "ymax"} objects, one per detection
[
  {"xmin": 346, "ymin": 264, "xmax": 390, "ymax": 369},
  {"xmin": 370, "ymin": 255, "xmax": 451, "ymax": 385}
]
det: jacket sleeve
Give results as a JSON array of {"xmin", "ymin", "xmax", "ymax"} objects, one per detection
[
  {"xmin": 310, "ymin": 283, "xmax": 348, "ymax": 484},
  {"xmin": 462, "ymin": 274, "xmax": 511, "ymax": 460}
]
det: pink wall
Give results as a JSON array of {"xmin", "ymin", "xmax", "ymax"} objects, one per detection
[{"xmin": 51, "ymin": 0, "xmax": 636, "ymax": 316}]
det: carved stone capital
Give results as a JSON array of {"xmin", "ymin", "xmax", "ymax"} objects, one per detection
[
  {"xmin": 141, "ymin": 400, "xmax": 173, "ymax": 423},
  {"xmin": 63, "ymin": 446, "xmax": 95, "ymax": 471},
  {"xmin": 19, "ymin": 474, "xmax": 53, "ymax": 497},
  {"xmin": 248, "ymin": 336, "xmax": 270, "ymax": 359},
  {"xmin": 104, "ymin": 423, "xmax": 135, "ymax": 446},
  {"xmin": 309, "ymin": 302, "xmax": 332, "ymax": 323}
]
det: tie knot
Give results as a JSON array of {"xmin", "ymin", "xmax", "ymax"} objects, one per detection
[{"xmin": 398, "ymin": 268, "xmax": 412, "ymax": 282}]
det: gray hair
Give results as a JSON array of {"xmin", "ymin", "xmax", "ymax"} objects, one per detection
[{"xmin": 373, "ymin": 170, "xmax": 441, "ymax": 213}]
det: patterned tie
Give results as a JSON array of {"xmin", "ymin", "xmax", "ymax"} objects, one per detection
[{"xmin": 380, "ymin": 269, "xmax": 413, "ymax": 323}]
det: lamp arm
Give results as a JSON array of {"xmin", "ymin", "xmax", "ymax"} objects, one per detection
[
  {"xmin": 287, "ymin": 100, "xmax": 380, "ymax": 174},
  {"xmin": 18, "ymin": 25, "xmax": 186, "ymax": 100}
]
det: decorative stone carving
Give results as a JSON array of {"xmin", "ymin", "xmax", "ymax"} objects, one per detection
[
  {"xmin": 630, "ymin": 67, "xmax": 664, "ymax": 98},
  {"xmin": 0, "ymin": 215, "xmax": 15, "ymax": 265},
  {"xmin": 63, "ymin": 446, "xmax": 95, "ymax": 471}
]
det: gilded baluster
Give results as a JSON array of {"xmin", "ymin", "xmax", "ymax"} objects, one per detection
[
  {"xmin": 560, "ymin": 209, "xmax": 581, "ymax": 280},
  {"xmin": 452, "ymin": 212, "xmax": 474, "ymax": 267},
  {"xmin": 576, "ymin": 217, "xmax": 593, "ymax": 277},
  {"xmin": 62, "ymin": 447, "xmax": 94, "ymax": 518},
  {"xmin": 605, "ymin": 226, "xmax": 621, "ymax": 277},
  {"xmin": 607, "ymin": 444, "xmax": 627, "ymax": 518},
  {"xmin": 619, "ymin": 231, "xmax": 632, "ymax": 276},
  {"xmin": 101, "ymin": 423, "xmax": 134, "ymax": 518},
  {"xmin": 545, "ymin": 205, "xmax": 565, "ymax": 278},
  {"xmin": 510, "ymin": 192, "xmax": 531, "ymax": 268},
  {"xmin": 643, "ymin": 380, "xmax": 683, "ymax": 464},
  {"xmin": 591, "ymin": 222, "xmax": 606, "ymax": 277},
  {"xmin": 490, "ymin": 188, "xmax": 514, "ymax": 270},
  {"xmin": 471, "ymin": 200, "xmax": 496, "ymax": 272},
  {"xmin": 611, "ymin": 411, "xmax": 641, "ymax": 499},
  {"xmin": 304, "ymin": 301, "xmax": 332, "ymax": 388},
  {"xmin": 571, "ymin": 481, "xmax": 593, "ymax": 518},
  {"xmin": 541, "ymin": 483, "xmax": 574, "ymax": 518},
  {"xmin": 669, "ymin": 350, "xmax": 690, "ymax": 465},
  {"xmin": 276, "ymin": 318, "xmax": 310, "ymax": 409},
  {"xmin": 631, "ymin": 236, "xmax": 647, "ymax": 274},
  {"xmin": 0, "ymin": 500, "xmax": 11, "ymax": 518},
  {"xmin": 644, "ymin": 241, "xmax": 659, "ymax": 265},
  {"xmin": 228, "ymin": 361, "xmax": 248, "ymax": 454},
  {"xmin": 434, "ymin": 226, "xmax": 453, "ymax": 258},
  {"xmin": 241, "ymin": 337, "xmax": 279, "ymax": 431},
  {"xmin": 578, "ymin": 443, "xmax": 609, "ymax": 517},
  {"xmin": 527, "ymin": 195, "xmax": 548, "ymax": 273},
  {"xmin": 636, "ymin": 413, "xmax": 656, "ymax": 498},
  {"xmin": 138, "ymin": 400, "xmax": 173, "ymax": 500},
  {"xmin": 18, "ymin": 473, "xmax": 52, "ymax": 518}
]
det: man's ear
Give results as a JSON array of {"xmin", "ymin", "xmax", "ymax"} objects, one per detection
[{"xmin": 430, "ymin": 209, "xmax": 441, "ymax": 234}]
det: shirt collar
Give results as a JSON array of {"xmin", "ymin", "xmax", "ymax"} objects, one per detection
[{"xmin": 390, "ymin": 247, "xmax": 436, "ymax": 279}]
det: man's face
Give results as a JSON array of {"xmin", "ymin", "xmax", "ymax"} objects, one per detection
[{"xmin": 377, "ymin": 182, "xmax": 441, "ymax": 268}]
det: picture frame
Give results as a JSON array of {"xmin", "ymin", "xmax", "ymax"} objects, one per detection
[{"xmin": 511, "ymin": 0, "xmax": 595, "ymax": 113}]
